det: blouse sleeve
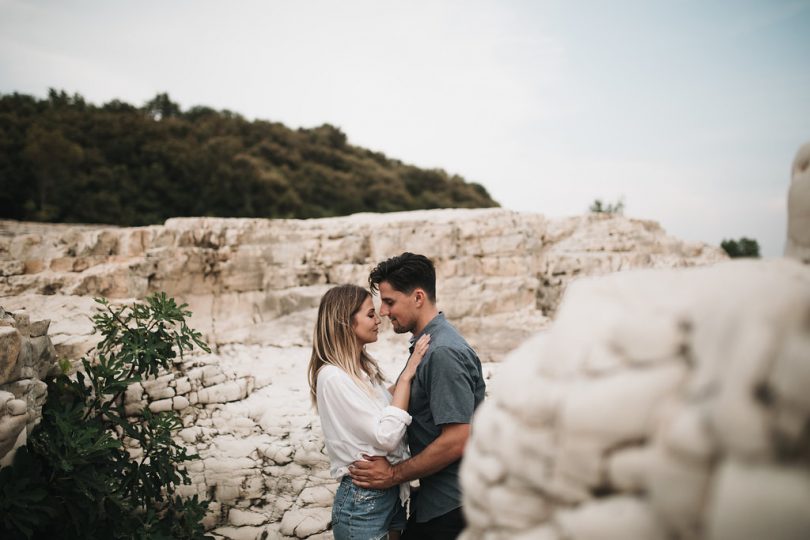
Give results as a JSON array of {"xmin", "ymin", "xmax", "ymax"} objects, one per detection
[{"xmin": 319, "ymin": 370, "xmax": 412, "ymax": 453}]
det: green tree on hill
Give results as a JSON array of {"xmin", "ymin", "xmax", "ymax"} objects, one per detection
[{"xmin": 0, "ymin": 90, "xmax": 498, "ymax": 225}]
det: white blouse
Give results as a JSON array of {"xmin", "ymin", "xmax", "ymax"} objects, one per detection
[{"xmin": 316, "ymin": 365, "xmax": 411, "ymax": 501}]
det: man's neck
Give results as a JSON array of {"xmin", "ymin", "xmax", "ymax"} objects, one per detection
[{"xmin": 413, "ymin": 306, "xmax": 440, "ymax": 337}]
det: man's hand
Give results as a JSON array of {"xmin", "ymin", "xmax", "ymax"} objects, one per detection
[
  {"xmin": 349, "ymin": 455, "xmax": 397, "ymax": 489},
  {"xmin": 350, "ymin": 424, "xmax": 471, "ymax": 490}
]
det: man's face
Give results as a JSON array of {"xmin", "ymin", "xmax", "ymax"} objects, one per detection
[{"xmin": 378, "ymin": 281, "xmax": 419, "ymax": 334}]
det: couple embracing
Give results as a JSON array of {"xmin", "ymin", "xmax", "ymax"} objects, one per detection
[{"xmin": 307, "ymin": 253, "xmax": 486, "ymax": 540}]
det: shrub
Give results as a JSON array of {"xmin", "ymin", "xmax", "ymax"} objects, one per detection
[
  {"xmin": 0, "ymin": 292, "xmax": 212, "ymax": 539},
  {"xmin": 589, "ymin": 197, "xmax": 625, "ymax": 215},
  {"xmin": 721, "ymin": 237, "xmax": 760, "ymax": 258}
]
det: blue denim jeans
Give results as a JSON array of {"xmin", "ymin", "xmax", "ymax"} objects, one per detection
[{"xmin": 332, "ymin": 476, "xmax": 407, "ymax": 540}]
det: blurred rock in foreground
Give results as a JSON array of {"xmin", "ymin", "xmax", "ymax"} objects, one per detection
[{"xmin": 461, "ymin": 258, "xmax": 810, "ymax": 540}]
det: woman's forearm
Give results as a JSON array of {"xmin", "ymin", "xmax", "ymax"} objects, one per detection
[{"xmin": 389, "ymin": 375, "xmax": 412, "ymax": 411}]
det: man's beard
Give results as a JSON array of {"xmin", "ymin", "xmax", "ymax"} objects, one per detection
[{"xmin": 391, "ymin": 319, "xmax": 414, "ymax": 334}]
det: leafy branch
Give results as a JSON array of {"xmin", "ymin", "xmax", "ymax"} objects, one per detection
[{"xmin": 0, "ymin": 292, "xmax": 212, "ymax": 539}]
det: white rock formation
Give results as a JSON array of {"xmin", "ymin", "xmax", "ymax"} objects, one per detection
[
  {"xmin": 0, "ymin": 209, "xmax": 724, "ymax": 364},
  {"xmin": 460, "ymin": 258, "xmax": 810, "ymax": 540},
  {"xmin": 0, "ymin": 209, "xmax": 726, "ymax": 539},
  {"xmin": 786, "ymin": 142, "xmax": 810, "ymax": 262}
]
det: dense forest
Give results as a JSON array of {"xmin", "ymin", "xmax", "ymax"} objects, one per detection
[{"xmin": 0, "ymin": 90, "xmax": 498, "ymax": 225}]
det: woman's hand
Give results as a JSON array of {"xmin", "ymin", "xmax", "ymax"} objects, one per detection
[
  {"xmin": 402, "ymin": 334, "xmax": 430, "ymax": 380},
  {"xmin": 390, "ymin": 334, "xmax": 430, "ymax": 412}
]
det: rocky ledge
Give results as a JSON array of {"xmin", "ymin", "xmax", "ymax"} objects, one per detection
[
  {"xmin": 0, "ymin": 208, "xmax": 725, "ymax": 363},
  {"xmin": 0, "ymin": 208, "xmax": 726, "ymax": 539}
]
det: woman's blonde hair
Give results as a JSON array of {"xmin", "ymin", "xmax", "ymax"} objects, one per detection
[{"xmin": 307, "ymin": 284, "xmax": 385, "ymax": 409}]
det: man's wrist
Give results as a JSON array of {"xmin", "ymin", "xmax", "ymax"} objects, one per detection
[{"xmin": 390, "ymin": 462, "xmax": 402, "ymax": 486}]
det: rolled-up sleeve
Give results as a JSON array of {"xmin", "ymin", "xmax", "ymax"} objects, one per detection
[
  {"xmin": 318, "ymin": 370, "xmax": 412, "ymax": 453},
  {"xmin": 377, "ymin": 405, "xmax": 412, "ymax": 449}
]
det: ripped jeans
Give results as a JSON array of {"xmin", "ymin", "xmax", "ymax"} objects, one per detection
[{"xmin": 332, "ymin": 476, "xmax": 407, "ymax": 540}]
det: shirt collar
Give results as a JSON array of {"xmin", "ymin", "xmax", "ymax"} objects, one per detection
[{"xmin": 409, "ymin": 312, "xmax": 446, "ymax": 349}]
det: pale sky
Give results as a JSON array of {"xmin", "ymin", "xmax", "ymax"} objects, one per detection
[{"xmin": 2, "ymin": 0, "xmax": 809, "ymax": 256}]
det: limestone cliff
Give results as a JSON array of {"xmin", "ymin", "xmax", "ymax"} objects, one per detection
[
  {"xmin": 0, "ymin": 208, "xmax": 727, "ymax": 539},
  {"xmin": 0, "ymin": 208, "xmax": 725, "ymax": 363}
]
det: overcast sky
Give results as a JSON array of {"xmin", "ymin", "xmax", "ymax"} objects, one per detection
[{"xmin": 2, "ymin": 0, "xmax": 808, "ymax": 256}]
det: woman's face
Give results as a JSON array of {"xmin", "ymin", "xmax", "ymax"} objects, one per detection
[{"xmin": 352, "ymin": 295, "xmax": 381, "ymax": 346}]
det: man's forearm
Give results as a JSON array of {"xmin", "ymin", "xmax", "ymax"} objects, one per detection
[{"xmin": 391, "ymin": 424, "xmax": 469, "ymax": 484}]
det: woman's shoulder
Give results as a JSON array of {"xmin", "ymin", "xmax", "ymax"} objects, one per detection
[{"xmin": 317, "ymin": 364, "xmax": 347, "ymax": 385}]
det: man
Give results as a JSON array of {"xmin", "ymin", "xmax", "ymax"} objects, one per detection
[{"xmin": 349, "ymin": 252, "xmax": 486, "ymax": 540}]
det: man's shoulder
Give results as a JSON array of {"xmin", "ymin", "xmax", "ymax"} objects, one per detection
[
  {"xmin": 425, "ymin": 340, "xmax": 481, "ymax": 371},
  {"xmin": 430, "ymin": 326, "xmax": 475, "ymax": 353},
  {"xmin": 429, "ymin": 318, "xmax": 468, "ymax": 345}
]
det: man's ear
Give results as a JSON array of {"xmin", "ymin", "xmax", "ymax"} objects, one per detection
[{"xmin": 414, "ymin": 289, "xmax": 425, "ymax": 307}]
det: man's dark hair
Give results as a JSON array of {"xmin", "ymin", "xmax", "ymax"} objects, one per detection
[{"xmin": 369, "ymin": 252, "xmax": 436, "ymax": 302}]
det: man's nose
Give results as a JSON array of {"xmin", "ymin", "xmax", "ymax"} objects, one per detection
[{"xmin": 380, "ymin": 304, "xmax": 389, "ymax": 317}]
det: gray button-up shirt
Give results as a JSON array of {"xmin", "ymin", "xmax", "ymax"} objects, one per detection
[{"xmin": 407, "ymin": 313, "xmax": 486, "ymax": 522}]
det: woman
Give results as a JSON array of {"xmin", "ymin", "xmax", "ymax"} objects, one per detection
[{"xmin": 308, "ymin": 284, "xmax": 429, "ymax": 540}]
